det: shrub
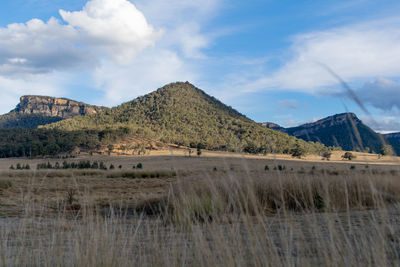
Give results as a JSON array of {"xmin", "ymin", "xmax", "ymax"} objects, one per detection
[
  {"xmin": 9, "ymin": 165, "xmax": 14, "ymax": 170},
  {"xmin": 264, "ymin": 165, "xmax": 269, "ymax": 171},
  {"xmin": 380, "ymin": 145, "xmax": 395, "ymax": 156},
  {"xmin": 136, "ymin": 163, "xmax": 143, "ymax": 169},
  {"xmin": 118, "ymin": 165, "xmax": 122, "ymax": 169},
  {"xmin": 322, "ymin": 151, "xmax": 332, "ymax": 161},
  {"xmin": 342, "ymin": 152, "xmax": 355, "ymax": 161},
  {"xmin": 109, "ymin": 164, "xmax": 115, "ymax": 170},
  {"xmin": 350, "ymin": 165, "xmax": 356, "ymax": 170}
]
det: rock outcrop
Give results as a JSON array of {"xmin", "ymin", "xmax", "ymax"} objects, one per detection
[
  {"xmin": 15, "ymin": 96, "xmax": 105, "ymax": 119},
  {"xmin": 0, "ymin": 96, "xmax": 107, "ymax": 129}
]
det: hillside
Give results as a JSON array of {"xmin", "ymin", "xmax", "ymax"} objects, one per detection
[
  {"xmin": 44, "ymin": 82, "xmax": 326, "ymax": 155},
  {"xmin": 0, "ymin": 95, "xmax": 107, "ymax": 129},
  {"xmin": 385, "ymin": 132, "xmax": 400, "ymax": 155},
  {"xmin": 264, "ymin": 113, "xmax": 386, "ymax": 153}
]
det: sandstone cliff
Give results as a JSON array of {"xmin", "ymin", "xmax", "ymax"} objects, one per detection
[
  {"xmin": 15, "ymin": 95, "xmax": 105, "ymax": 119},
  {"xmin": 0, "ymin": 96, "xmax": 107, "ymax": 129}
]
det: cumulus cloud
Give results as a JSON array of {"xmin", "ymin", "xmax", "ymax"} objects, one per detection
[
  {"xmin": 0, "ymin": 17, "xmax": 92, "ymax": 76},
  {"xmin": 355, "ymin": 77, "xmax": 400, "ymax": 111},
  {"xmin": 60, "ymin": 0, "xmax": 160, "ymax": 63},
  {"xmin": 0, "ymin": 0, "xmax": 159, "ymax": 77}
]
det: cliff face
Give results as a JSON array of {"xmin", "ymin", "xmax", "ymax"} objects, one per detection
[
  {"xmin": 0, "ymin": 96, "xmax": 107, "ymax": 129},
  {"xmin": 15, "ymin": 96, "xmax": 105, "ymax": 119}
]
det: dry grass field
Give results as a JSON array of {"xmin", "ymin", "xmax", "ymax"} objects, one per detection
[{"xmin": 0, "ymin": 151, "xmax": 400, "ymax": 266}]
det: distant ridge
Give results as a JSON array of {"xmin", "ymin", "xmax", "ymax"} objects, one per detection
[
  {"xmin": 263, "ymin": 113, "xmax": 388, "ymax": 154},
  {"xmin": 0, "ymin": 95, "xmax": 107, "ymax": 129}
]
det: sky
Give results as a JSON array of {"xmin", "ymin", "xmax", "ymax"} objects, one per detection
[{"xmin": 1, "ymin": 0, "xmax": 400, "ymax": 132}]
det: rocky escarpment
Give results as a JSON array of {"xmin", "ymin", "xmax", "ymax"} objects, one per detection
[
  {"xmin": 0, "ymin": 96, "xmax": 107, "ymax": 129},
  {"xmin": 16, "ymin": 96, "xmax": 105, "ymax": 118}
]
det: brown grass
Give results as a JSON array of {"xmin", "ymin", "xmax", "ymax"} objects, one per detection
[{"xmin": 0, "ymin": 155, "xmax": 400, "ymax": 266}]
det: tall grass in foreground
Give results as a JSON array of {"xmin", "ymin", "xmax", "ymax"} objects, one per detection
[{"xmin": 1, "ymin": 169, "xmax": 400, "ymax": 266}]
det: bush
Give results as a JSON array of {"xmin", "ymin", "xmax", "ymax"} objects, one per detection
[
  {"xmin": 264, "ymin": 165, "xmax": 269, "ymax": 171},
  {"xmin": 322, "ymin": 151, "xmax": 332, "ymax": 161},
  {"xmin": 136, "ymin": 163, "xmax": 143, "ymax": 169},
  {"xmin": 342, "ymin": 152, "xmax": 356, "ymax": 161},
  {"xmin": 380, "ymin": 145, "xmax": 395, "ymax": 156},
  {"xmin": 109, "ymin": 164, "xmax": 115, "ymax": 170}
]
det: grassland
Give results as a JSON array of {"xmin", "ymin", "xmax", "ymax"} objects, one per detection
[{"xmin": 0, "ymin": 152, "xmax": 399, "ymax": 266}]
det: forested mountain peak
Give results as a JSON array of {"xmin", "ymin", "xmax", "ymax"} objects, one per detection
[{"xmin": 44, "ymin": 82, "xmax": 326, "ymax": 155}]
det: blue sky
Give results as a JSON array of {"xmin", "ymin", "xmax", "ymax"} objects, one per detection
[{"xmin": 1, "ymin": 0, "xmax": 400, "ymax": 132}]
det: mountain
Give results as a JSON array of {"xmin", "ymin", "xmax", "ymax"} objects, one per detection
[
  {"xmin": 263, "ymin": 113, "xmax": 386, "ymax": 153},
  {"xmin": 385, "ymin": 132, "xmax": 400, "ymax": 155},
  {"xmin": 0, "ymin": 95, "xmax": 107, "ymax": 129},
  {"xmin": 43, "ymin": 82, "xmax": 326, "ymax": 155}
]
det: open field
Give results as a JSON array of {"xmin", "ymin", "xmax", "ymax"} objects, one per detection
[{"xmin": 0, "ymin": 153, "xmax": 400, "ymax": 266}]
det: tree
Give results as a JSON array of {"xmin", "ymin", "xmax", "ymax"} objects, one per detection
[
  {"xmin": 291, "ymin": 142, "xmax": 305, "ymax": 158},
  {"xmin": 342, "ymin": 152, "xmax": 355, "ymax": 161},
  {"xmin": 322, "ymin": 151, "xmax": 332, "ymax": 161},
  {"xmin": 380, "ymin": 145, "xmax": 395, "ymax": 156}
]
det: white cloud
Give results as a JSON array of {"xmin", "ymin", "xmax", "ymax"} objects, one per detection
[
  {"xmin": 0, "ymin": 0, "xmax": 159, "ymax": 78},
  {"xmin": 60, "ymin": 0, "xmax": 160, "ymax": 64},
  {"xmin": 241, "ymin": 17, "xmax": 400, "ymax": 93}
]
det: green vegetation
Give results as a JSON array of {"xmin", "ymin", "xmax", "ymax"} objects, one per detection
[
  {"xmin": 9, "ymin": 163, "xmax": 30, "ymax": 170},
  {"xmin": 0, "ymin": 113, "xmax": 63, "ymax": 129},
  {"xmin": 0, "ymin": 127, "xmax": 132, "ymax": 158},
  {"xmin": 380, "ymin": 145, "xmax": 395, "ymax": 156},
  {"xmin": 36, "ymin": 160, "xmax": 108, "ymax": 170},
  {"xmin": 43, "ymin": 82, "xmax": 326, "ymax": 156}
]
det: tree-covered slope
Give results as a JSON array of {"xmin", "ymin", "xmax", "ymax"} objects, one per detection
[{"xmin": 45, "ymin": 82, "xmax": 326, "ymax": 154}]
